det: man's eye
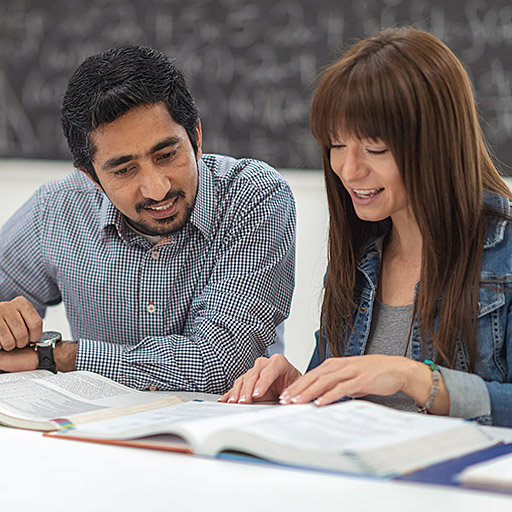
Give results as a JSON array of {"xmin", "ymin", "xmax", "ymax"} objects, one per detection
[
  {"xmin": 158, "ymin": 150, "xmax": 176, "ymax": 161},
  {"xmin": 367, "ymin": 149, "xmax": 388, "ymax": 155},
  {"xmin": 113, "ymin": 167, "xmax": 132, "ymax": 176}
]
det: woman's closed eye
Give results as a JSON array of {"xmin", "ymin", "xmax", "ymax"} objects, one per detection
[{"xmin": 366, "ymin": 148, "xmax": 388, "ymax": 155}]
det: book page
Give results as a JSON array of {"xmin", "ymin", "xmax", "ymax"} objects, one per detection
[
  {"xmin": 0, "ymin": 370, "xmax": 54, "ymax": 383},
  {"xmin": 0, "ymin": 378, "xmax": 110, "ymax": 420},
  {"xmin": 51, "ymin": 400, "xmax": 273, "ymax": 446},
  {"xmin": 233, "ymin": 400, "xmax": 479, "ymax": 453},
  {"xmin": 0, "ymin": 370, "xmax": 179, "ymax": 423}
]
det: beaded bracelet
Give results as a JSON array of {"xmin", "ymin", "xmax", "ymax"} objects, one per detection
[{"xmin": 417, "ymin": 359, "xmax": 440, "ymax": 414}]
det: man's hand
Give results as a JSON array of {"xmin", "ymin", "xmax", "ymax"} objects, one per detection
[{"xmin": 0, "ymin": 297, "xmax": 43, "ymax": 350}]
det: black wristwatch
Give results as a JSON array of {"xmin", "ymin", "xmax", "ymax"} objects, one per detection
[{"xmin": 33, "ymin": 331, "xmax": 62, "ymax": 373}]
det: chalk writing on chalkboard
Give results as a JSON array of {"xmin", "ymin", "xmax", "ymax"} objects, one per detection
[{"xmin": 0, "ymin": 0, "xmax": 511, "ymax": 172}]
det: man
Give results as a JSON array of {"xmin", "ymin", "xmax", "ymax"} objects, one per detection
[{"xmin": 0, "ymin": 45, "xmax": 295, "ymax": 393}]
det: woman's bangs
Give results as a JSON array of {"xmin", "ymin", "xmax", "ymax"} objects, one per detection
[
  {"xmin": 340, "ymin": 64, "xmax": 394, "ymax": 143},
  {"xmin": 313, "ymin": 61, "xmax": 393, "ymax": 147}
]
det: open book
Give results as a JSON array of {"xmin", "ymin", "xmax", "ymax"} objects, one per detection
[
  {"xmin": 0, "ymin": 370, "xmax": 182, "ymax": 431},
  {"xmin": 46, "ymin": 398, "xmax": 497, "ymax": 477}
]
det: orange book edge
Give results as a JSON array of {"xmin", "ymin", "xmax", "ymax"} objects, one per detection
[{"xmin": 43, "ymin": 431, "xmax": 193, "ymax": 455}]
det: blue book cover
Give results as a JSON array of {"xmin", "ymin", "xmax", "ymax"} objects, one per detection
[{"xmin": 397, "ymin": 443, "xmax": 512, "ymax": 489}]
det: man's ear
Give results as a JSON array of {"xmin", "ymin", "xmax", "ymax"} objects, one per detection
[
  {"xmin": 195, "ymin": 121, "xmax": 202, "ymax": 161},
  {"xmin": 79, "ymin": 167, "xmax": 104, "ymax": 192}
]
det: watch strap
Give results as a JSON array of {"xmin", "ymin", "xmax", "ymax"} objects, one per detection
[{"xmin": 36, "ymin": 344, "xmax": 58, "ymax": 374}]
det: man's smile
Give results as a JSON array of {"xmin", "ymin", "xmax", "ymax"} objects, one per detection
[{"xmin": 144, "ymin": 196, "xmax": 180, "ymax": 219}]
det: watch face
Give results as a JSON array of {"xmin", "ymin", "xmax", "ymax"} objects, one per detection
[{"xmin": 38, "ymin": 331, "xmax": 62, "ymax": 346}]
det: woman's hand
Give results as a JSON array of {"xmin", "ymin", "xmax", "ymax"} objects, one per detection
[
  {"xmin": 278, "ymin": 355, "xmax": 409, "ymax": 405},
  {"xmin": 219, "ymin": 354, "xmax": 302, "ymax": 404},
  {"xmin": 279, "ymin": 355, "xmax": 449, "ymax": 415}
]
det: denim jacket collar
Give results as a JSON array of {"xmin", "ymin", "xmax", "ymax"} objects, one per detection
[{"xmin": 482, "ymin": 189, "xmax": 510, "ymax": 248}]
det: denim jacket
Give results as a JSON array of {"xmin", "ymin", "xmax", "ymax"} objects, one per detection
[{"xmin": 309, "ymin": 191, "xmax": 512, "ymax": 427}]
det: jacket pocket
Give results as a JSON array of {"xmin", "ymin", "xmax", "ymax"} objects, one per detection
[{"xmin": 477, "ymin": 284, "xmax": 507, "ymax": 380}]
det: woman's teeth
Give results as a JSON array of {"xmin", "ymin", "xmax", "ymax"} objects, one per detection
[{"xmin": 353, "ymin": 188, "xmax": 382, "ymax": 198}]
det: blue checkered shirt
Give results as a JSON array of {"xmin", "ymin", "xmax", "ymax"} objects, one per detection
[{"xmin": 0, "ymin": 154, "xmax": 296, "ymax": 393}]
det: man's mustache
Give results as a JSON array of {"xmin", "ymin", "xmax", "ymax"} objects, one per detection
[{"xmin": 136, "ymin": 189, "xmax": 186, "ymax": 212}]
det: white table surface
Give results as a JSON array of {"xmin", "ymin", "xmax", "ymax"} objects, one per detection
[{"xmin": 2, "ymin": 399, "xmax": 512, "ymax": 512}]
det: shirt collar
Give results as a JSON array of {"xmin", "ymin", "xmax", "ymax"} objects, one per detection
[
  {"xmin": 99, "ymin": 157, "xmax": 216, "ymax": 243},
  {"xmin": 189, "ymin": 158, "xmax": 216, "ymax": 239},
  {"xmin": 99, "ymin": 195, "xmax": 130, "ymax": 242},
  {"xmin": 356, "ymin": 235, "xmax": 384, "ymax": 289}
]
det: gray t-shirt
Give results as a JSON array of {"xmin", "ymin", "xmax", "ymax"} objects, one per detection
[
  {"xmin": 364, "ymin": 300, "xmax": 417, "ymax": 412},
  {"xmin": 363, "ymin": 299, "xmax": 491, "ymax": 419}
]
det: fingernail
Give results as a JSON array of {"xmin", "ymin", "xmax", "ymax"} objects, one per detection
[
  {"xmin": 227, "ymin": 397, "xmax": 236, "ymax": 403},
  {"xmin": 239, "ymin": 395, "xmax": 247, "ymax": 403},
  {"xmin": 290, "ymin": 395, "xmax": 301, "ymax": 404},
  {"xmin": 279, "ymin": 392, "xmax": 289, "ymax": 401},
  {"xmin": 252, "ymin": 388, "xmax": 261, "ymax": 397},
  {"xmin": 314, "ymin": 399, "xmax": 321, "ymax": 406}
]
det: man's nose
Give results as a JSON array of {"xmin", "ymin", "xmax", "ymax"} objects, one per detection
[{"xmin": 139, "ymin": 166, "xmax": 171, "ymax": 201}]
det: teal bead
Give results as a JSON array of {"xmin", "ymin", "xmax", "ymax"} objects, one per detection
[{"xmin": 424, "ymin": 359, "xmax": 440, "ymax": 371}]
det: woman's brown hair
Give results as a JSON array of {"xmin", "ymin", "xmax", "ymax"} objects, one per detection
[{"xmin": 310, "ymin": 28, "xmax": 511, "ymax": 367}]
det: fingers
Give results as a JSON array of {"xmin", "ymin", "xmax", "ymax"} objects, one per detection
[
  {"xmin": 220, "ymin": 356, "xmax": 279, "ymax": 403},
  {"xmin": 251, "ymin": 354, "xmax": 297, "ymax": 401},
  {"xmin": 279, "ymin": 358, "xmax": 348, "ymax": 404},
  {"xmin": 313, "ymin": 381, "xmax": 367, "ymax": 406},
  {"xmin": 279, "ymin": 355, "xmax": 409, "ymax": 406},
  {"xmin": 0, "ymin": 297, "xmax": 43, "ymax": 351},
  {"xmin": 219, "ymin": 371, "xmax": 250, "ymax": 403},
  {"xmin": 222, "ymin": 355, "xmax": 406, "ymax": 407},
  {"xmin": 220, "ymin": 354, "xmax": 299, "ymax": 404},
  {"xmin": 219, "ymin": 360, "xmax": 263, "ymax": 403}
]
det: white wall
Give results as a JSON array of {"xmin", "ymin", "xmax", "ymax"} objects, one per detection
[
  {"xmin": 0, "ymin": 160, "xmax": 327, "ymax": 371},
  {"xmin": 280, "ymin": 170, "xmax": 327, "ymax": 370}
]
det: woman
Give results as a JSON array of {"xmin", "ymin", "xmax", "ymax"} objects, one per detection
[{"xmin": 220, "ymin": 28, "xmax": 512, "ymax": 427}]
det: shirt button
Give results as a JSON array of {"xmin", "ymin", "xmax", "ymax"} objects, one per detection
[
  {"xmin": 147, "ymin": 301, "xmax": 156, "ymax": 313},
  {"xmin": 151, "ymin": 249, "xmax": 159, "ymax": 260}
]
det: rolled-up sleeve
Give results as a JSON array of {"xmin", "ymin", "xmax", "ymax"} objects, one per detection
[{"xmin": 439, "ymin": 367, "xmax": 491, "ymax": 422}]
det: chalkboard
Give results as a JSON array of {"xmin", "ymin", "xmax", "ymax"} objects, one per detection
[{"xmin": 1, "ymin": 0, "xmax": 511, "ymax": 172}]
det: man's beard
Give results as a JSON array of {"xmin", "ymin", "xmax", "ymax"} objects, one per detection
[{"xmin": 128, "ymin": 189, "xmax": 195, "ymax": 237}]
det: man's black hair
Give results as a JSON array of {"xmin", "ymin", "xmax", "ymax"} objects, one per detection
[{"xmin": 60, "ymin": 45, "xmax": 200, "ymax": 181}]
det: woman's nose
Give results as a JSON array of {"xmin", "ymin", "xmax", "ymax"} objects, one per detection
[{"xmin": 332, "ymin": 144, "xmax": 367, "ymax": 183}]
